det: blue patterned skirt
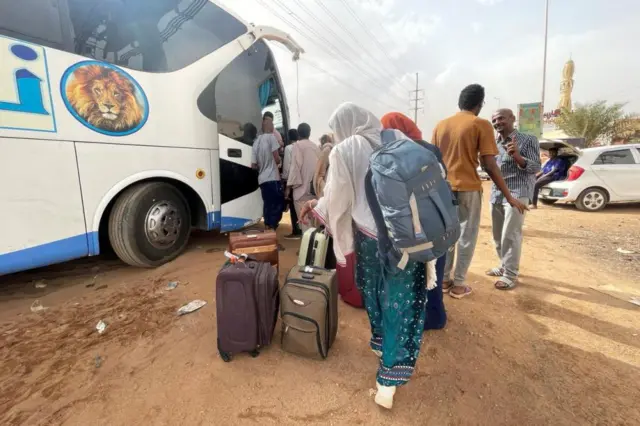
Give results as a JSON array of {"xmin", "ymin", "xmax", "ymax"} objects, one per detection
[{"xmin": 354, "ymin": 230, "xmax": 428, "ymax": 387}]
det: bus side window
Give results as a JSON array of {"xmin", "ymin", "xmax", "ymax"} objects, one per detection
[
  {"xmin": 0, "ymin": 0, "xmax": 247, "ymax": 73},
  {"xmin": 0, "ymin": 0, "xmax": 73, "ymax": 51}
]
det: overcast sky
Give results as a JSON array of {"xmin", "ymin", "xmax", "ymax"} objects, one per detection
[{"xmin": 218, "ymin": 0, "xmax": 640, "ymax": 139}]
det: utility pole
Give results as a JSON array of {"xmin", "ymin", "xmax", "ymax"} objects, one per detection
[
  {"xmin": 541, "ymin": 0, "xmax": 549, "ymax": 109},
  {"xmin": 409, "ymin": 73, "xmax": 424, "ymax": 125}
]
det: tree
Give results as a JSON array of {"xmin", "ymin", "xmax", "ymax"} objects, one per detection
[{"xmin": 555, "ymin": 101, "xmax": 636, "ymax": 147}]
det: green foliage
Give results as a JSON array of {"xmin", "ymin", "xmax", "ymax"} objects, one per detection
[{"xmin": 555, "ymin": 101, "xmax": 636, "ymax": 147}]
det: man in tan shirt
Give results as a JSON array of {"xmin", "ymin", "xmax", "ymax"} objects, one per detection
[
  {"xmin": 313, "ymin": 134, "xmax": 334, "ymax": 198},
  {"xmin": 432, "ymin": 84, "xmax": 527, "ymax": 299},
  {"xmin": 286, "ymin": 123, "xmax": 321, "ymax": 232}
]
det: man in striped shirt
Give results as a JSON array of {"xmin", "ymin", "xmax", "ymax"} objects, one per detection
[{"xmin": 488, "ymin": 109, "xmax": 541, "ymax": 290}]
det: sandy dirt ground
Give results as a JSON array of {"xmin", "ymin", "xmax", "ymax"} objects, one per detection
[{"xmin": 1, "ymin": 184, "xmax": 639, "ymax": 426}]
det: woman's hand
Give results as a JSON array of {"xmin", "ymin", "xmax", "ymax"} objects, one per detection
[{"xmin": 298, "ymin": 199, "xmax": 318, "ymax": 225}]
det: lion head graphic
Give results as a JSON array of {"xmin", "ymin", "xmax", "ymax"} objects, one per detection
[{"xmin": 65, "ymin": 65, "xmax": 144, "ymax": 133}]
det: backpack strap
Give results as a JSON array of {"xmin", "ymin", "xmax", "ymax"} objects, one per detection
[
  {"xmin": 397, "ymin": 241, "xmax": 435, "ymax": 270},
  {"xmin": 380, "ymin": 129, "xmax": 397, "ymax": 145},
  {"xmin": 364, "ymin": 168, "xmax": 395, "ymax": 269}
]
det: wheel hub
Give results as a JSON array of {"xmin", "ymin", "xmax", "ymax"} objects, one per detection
[
  {"xmin": 144, "ymin": 200, "xmax": 182, "ymax": 248},
  {"xmin": 583, "ymin": 191, "xmax": 605, "ymax": 210}
]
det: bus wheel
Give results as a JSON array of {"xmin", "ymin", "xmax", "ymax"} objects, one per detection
[{"xmin": 108, "ymin": 182, "xmax": 191, "ymax": 268}]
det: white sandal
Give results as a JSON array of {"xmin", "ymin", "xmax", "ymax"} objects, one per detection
[
  {"xmin": 374, "ymin": 383, "xmax": 396, "ymax": 409},
  {"xmin": 485, "ymin": 267, "xmax": 504, "ymax": 277}
]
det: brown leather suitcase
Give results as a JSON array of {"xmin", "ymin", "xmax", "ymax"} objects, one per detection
[
  {"xmin": 229, "ymin": 229, "xmax": 278, "ymax": 268},
  {"xmin": 280, "ymin": 266, "xmax": 338, "ymax": 360},
  {"xmin": 216, "ymin": 260, "xmax": 279, "ymax": 362}
]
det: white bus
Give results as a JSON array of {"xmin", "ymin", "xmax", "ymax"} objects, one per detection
[{"xmin": 0, "ymin": 0, "xmax": 302, "ymax": 275}]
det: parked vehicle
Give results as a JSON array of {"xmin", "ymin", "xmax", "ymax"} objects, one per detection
[
  {"xmin": 476, "ymin": 166, "xmax": 490, "ymax": 181},
  {"xmin": 0, "ymin": 0, "xmax": 303, "ymax": 275},
  {"xmin": 538, "ymin": 142, "xmax": 640, "ymax": 212}
]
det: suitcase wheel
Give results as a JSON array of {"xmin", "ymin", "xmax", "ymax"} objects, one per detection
[
  {"xmin": 217, "ymin": 338, "xmax": 232, "ymax": 362},
  {"xmin": 249, "ymin": 349, "xmax": 260, "ymax": 358}
]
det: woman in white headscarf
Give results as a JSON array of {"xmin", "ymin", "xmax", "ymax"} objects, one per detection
[{"xmin": 299, "ymin": 102, "xmax": 429, "ymax": 410}]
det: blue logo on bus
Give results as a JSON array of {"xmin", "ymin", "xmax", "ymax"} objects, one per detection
[{"xmin": 0, "ymin": 36, "xmax": 56, "ymax": 132}]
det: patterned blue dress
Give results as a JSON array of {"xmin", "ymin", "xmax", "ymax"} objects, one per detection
[{"xmin": 354, "ymin": 230, "xmax": 428, "ymax": 387}]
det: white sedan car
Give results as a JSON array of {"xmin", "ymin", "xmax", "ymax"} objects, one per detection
[
  {"xmin": 476, "ymin": 165, "xmax": 490, "ymax": 180},
  {"xmin": 539, "ymin": 142, "xmax": 640, "ymax": 212}
]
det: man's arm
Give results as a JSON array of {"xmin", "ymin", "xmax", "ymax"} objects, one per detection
[
  {"xmin": 509, "ymin": 136, "xmax": 541, "ymax": 174},
  {"xmin": 282, "ymin": 145, "xmax": 292, "ymax": 180},
  {"xmin": 541, "ymin": 162, "xmax": 558, "ymax": 179},
  {"xmin": 481, "ymin": 155, "xmax": 513, "ymax": 198},
  {"xmin": 270, "ymin": 136, "xmax": 281, "ymax": 166},
  {"xmin": 273, "ymin": 130, "xmax": 284, "ymax": 148},
  {"xmin": 431, "ymin": 127, "xmax": 439, "ymax": 148},
  {"xmin": 251, "ymin": 141, "xmax": 258, "ymax": 170},
  {"xmin": 478, "ymin": 121, "xmax": 528, "ymax": 213}
]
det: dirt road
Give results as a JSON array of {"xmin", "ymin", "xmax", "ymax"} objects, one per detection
[{"xmin": 1, "ymin": 185, "xmax": 639, "ymax": 426}]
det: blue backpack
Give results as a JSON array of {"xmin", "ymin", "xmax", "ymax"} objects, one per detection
[{"xmin": 364, "ymin": 130, "xmax": 460, "ymax": 271}]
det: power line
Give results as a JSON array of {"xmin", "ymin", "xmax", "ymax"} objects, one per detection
[
  {"xmin": 308, "ymin": 0, "xmax": 412, "ymax": 94},
  {"xmin": 271, "ymin": 44, "xmax": 404, "ymax": 112},
  {"xmin": 270, "ymin": 0, "xmax": 406, "ymax": 104},
  {"xmin": 337, "ymin": 0, "xmax": 409, "ymax": 84},
  {"xmin": 260, "ymin": 0, "xmax": 407, "ymax": 105}
]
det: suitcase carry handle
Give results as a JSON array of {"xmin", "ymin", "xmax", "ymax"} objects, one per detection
[
  {"xmin": 299, "ymin": 265, "xmax": 329, "ymax": 274},
  {"xmin": 242, "ymin": 229, "xmax": 264, "ymax": 237},
  {"xmin": 224, "ymin": 251, "xmax": 248, "ymax": 265}
]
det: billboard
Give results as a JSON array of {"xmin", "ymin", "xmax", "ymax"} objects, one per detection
[{"xmin": 517, "ymin": 102, "xmax": 543, "ymax": 138}]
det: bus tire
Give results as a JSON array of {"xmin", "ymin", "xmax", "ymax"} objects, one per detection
[{"xmin": 108, "ymin": 182, "xmax": 191, "ymax": 268}]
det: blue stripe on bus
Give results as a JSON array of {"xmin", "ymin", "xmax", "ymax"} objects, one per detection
[
  {"xmin": 206, "ymin": 211, "xmax": 256, "ymax": 232},
  {"xmin": 221, "ymin": 217, "xmax": 256, "ymax": 232},
  {"xmin": 0, "ymin": 232, "xmax": 96, "ymax": 276},
  {"xmin": 207, "ymin": 211, "xmax": 222, "ymax": 230},
  {"xmin": 1, "ymin": 212, "xmax": 257, "ymax": 275}
]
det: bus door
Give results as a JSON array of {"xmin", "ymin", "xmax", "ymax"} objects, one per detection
[{"xmin": 199, "ymin": 41, "xmax": 288, "ymax": 232}]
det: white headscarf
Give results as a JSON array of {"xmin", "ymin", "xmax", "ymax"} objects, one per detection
[
  {"xmin": 329, "ymin": 102, "xmax": 383, "ymax": 147},
  {"xmin": 312, "ymin": 103, "xmax": 383, "ymax": 265}
]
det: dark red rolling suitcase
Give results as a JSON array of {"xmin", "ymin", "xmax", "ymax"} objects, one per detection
[
  {"xmin": 337, "ymin": 252, "xmax": 363, "ymax": 308},
  {"xmin": 216, "ymin": 260, "xmax": 279, "ymax": 361}
]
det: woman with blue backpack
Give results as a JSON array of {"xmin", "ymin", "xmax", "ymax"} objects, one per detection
[
  {"xmin": 380, "ymin": 112, "xmax": 448, "ymax": 331},
  {"xmin": 299, "ymin": 102, "xmax": 435, "ymax": 410}
]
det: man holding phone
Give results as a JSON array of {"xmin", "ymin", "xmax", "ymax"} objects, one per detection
[
  {"xmin": 488, "ymin": 109, "xmax": 541, "ymax": 290},
  {"xmin": 432, "ymin": 84, "xmax": 527, "ymax": 299}
]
